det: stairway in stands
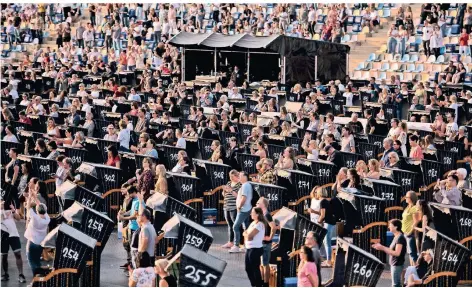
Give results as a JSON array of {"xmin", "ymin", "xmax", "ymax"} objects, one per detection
[{"xmin": 348, "ymin": 4, "xmax": 423, "ymax": 74}]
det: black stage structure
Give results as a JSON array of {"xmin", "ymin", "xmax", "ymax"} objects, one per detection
[{"xmin": 169, "ymin": 32, "xmax": 350, "ymax": 85}]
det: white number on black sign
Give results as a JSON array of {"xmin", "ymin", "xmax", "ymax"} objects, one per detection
[
  {"xmin": 243, "ymin": 129, "xmax": 250, "ymax": 136},
  {"xmin": 204, "ymin": 146, "xmax": 212, "ymax": 153},
  {"xmin": 182, "ymin": 184, "xmax": 193, "ymax": 192},
  {"xmin": 298, "ymin": 181, "xmax": 309, "ymax": 189},
  {"xmin": 441, "ymin": 250, "xmax": 459, "ymax": 265},
  {"xmin": 244, "ymin": 160, "xmax": 253, "ymax": 167},
  {"xmin": 302, "ymin": 229, "xmax": 307, "ymax": 239},
  {"xmin": 381, "ymin": 192, "xmax": 394, "ymax": 201},
  {"xmin": 39, "ymin": 165, "xmax": 50, "ymax": 173},
  {"xmin": 0, "ymin": 188, "xmax": 5, "ymax": 197},
  {"xmin": 346, "ymin": 161, "xmax": 355, "ymax": 168},
  {"xmin": 318, "ymin": 169, "xmax": 330, "ymax": 177},
  {"xmin": 213, "ymin": 171, "xmax": 224, "ymax": 179},
  {"xmin": 81, "ymin": 198, "xmax": 95, "ymax": 207},
  {"xmin": 71, "ymin": 156, "xmax": 82, "ymax": 163},
  {"xmin": 185, "ymin": 234, "xmax": 203, "ymax": 248},
  {"xmin": 443, "ymin": 157, "xmax": 452, "ymax": 165},
  {"xmin": 374, "ymin": 141, "xmax": 381, "ymax": 147},
  {"xmin": 364, "ymin": 205, "xmax": 377, "ymax": 213},
  {"xmin": 104, "ymin": 174, "xmax": 115, "ymax": 182},
  {"xmin": 428, "ymin": 169, "xmax": 438, "ymax": 178},
  {"xmin": 62, "ymin": 248, "xmax": 79, "ymax": 261},
  {"xmin": 365, "ymin": 151, "xmax": 373, "ymax": 157},
  {"xmin": 450, "ymin": 147, "xmax": 458, "ymax": 153},
  {"xmin": 267, "ymin": 193, "xmax": 278, "ymax": 201},
  {"xmin": 353, "ymin": 263, "xmax": 372, "ymax": 278},
  {"xmin": 170, "ymin": 154, "xmax": 178, "ymax": 161},
  {"xmin": 273, "ymin": 152, "xmax": 280, "ymax": 160},
  {"xmin": 184, "ymin": 265, "xmax": 218, "ymax": 286},
  {"xmin": 459, "ymin": 218, "xmax": 472, "ymax": 227},
  {"xmin": 87, "ymin": 219, "xmax": 103, "ymax": 232},
  {"xmin": 401, "ymin": 178, "xmax": 411, "ymax": 186}
]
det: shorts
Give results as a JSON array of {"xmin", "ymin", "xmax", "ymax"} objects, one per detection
[
  {"xmin": 262, "ymin": 243, "xmax": 271, "ymax": 265},
  {"xmin": 1, "ymin": 237, "xmax": 21, "ymax": 255}
]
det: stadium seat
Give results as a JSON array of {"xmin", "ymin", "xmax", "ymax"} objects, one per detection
[
  {"xmin": 370, "ymin": 62, "xmax": 381, "ymax": 71},
  {"xmin": 416, "ymin": 24, "xmax": 424, "ymax": 35},
  {"xmin": 353, "ymin": 24, "xmax": 362, "ymax": 33},
  {"xmin": 406, "ymin": 63, "xmax": 415, "ymax": 72},
  {"xmin": 403, "ymin": 73, "xmax": 413, "ymax": 81},
  {"xmin": 361, "ymin": 26, "xmax": 370, "ymax": 34},
  {"xmin": 465, "ymin": 73, "xmax": 472, "ymax": 83},
  {"xmin": 353, "ymin": 9, "xmax": 360, "ymax": 16},
  {"xmin": 366, "ymin": 53, "xmax": 376, "ymax": 62},
  {"xmin": 409, "ymin": 54, "xmax": 419, "ymax": 63},
  {"xmin": 347, "ymin": 16, "xmax": 354, "ymax": 25},
  {"xmin": 313, "ymin": 33, "xmax": 320, "ymax": 40},
  {"xmin": 376, "ymin": 44, "xmax": 387, "ymax": 53},
  {"xmin": 435, "ymin": 55, "xmax": 445, "ymax": 63},
  {"xmin": 446, "ymin": 16, "xmax": 454, "ymax": 25},
  {"xmin": 341, "ymin": 34, "xmax": 350, "ymax": 43},
  {"xmin": 379, "ymin": 63, "xmax": 390, "ymax": 71},
  {"xmin": 317, "ymin": 15, "xmax": 326, "ymax": 23},
  {"xmin": 426, "ymin": 55, "xmax": 436, "ymax": 63},
  {"xmin": 417, "ymin": 54, "xmax": 427, "ymax": 63},
  {"xmin": 450, "ymin": 24, "xmax": 460, "ymax": 36},
  {"xmin": 413, "ymin": 64, "xmax": 424, "ymax": 73},
  {"xmin": 354, "ymin": 62, "xmax": 365, "ymax": 71},
  {"xmin": 393, "ymin": 54, "xmax": 401, "ymax": 62},
  {"xmin": 382, "ymin": 54, "xmax": 393, "ymax": 62},
  {"xmin": 375, "ymin": 54, "xmax": 385, "ymax": 62},
  {"xmin": 463, "ymin": 56, "xmax": 472, "ymax": 64},
  {"xmin": 390, "ymin": 63, "xmax": 401, "ymax": 72},
  {"xmin": 354, "ymin": 16, "xmax": 363, "ymax": 24},
  {"xmin": 400, "ymin": 54, "xmax": 410, "ymax": 62},
  {"xmin": 351, "ymin": 70, "xmax": 362, "ymax": 79},
  {"xmin": 379, "ymin": 72, "xmax": 387, "ymax": 80},
  {"xmin": 449, "ymin": 10, "xmax": 458, "ymax": 17},
  {"xmin": 382, "ymin": 9, "xmax": 391, "ymax": 18}
]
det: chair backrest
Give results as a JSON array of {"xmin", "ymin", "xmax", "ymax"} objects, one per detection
[
  {"xmin": 436, "ymin": 55, "xmax": 445, "ymax": 63},
  {"xmin": 367, "ymin": 53, "xmax": 376, "ymax": 61},
  {"xmin": 384, "ymin": 54, "xmax": 393, "ymax": 61},
  {"xmin": 408, "ymin": 64, "xmax": 415, "ymax": 71},
  {"xmin": 426, "ymin": 55, "xmax": 436, "ymax": 63},
  {"xmin": 381, "ymin": 63, "xmax": 390, "ymax": 70},
  {"xmin": 416, "ymin": 64, "xmax": 424, "ymax": 71},
  {"xmin": 402, "ymin": 54, "xmax": 410, "ymax": 62},
  {"xmin": 450, "ymin": 24, "xmax": 460, "ymax": 35},
  {"xmin": 390, "ymin": 62, "xmax": 398, "ymax": 70}
]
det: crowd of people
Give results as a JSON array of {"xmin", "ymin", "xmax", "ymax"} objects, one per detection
[{"xmin": 0, "ymin": 2, "xmax": 471, "ymax": 288}]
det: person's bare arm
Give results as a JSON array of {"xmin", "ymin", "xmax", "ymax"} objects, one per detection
[{"xmin": 247, "ymin": 226, "xmax": 259, "ymax": 241}]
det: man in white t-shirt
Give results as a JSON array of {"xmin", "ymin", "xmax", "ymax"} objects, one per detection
[
  {"xmin": 175, "ymin": 129, "xmax": 186, "ymax": 149},
  {"xmin": 445, "ymin": 112, "xmax": 458, "ymax": 141},
  {"xmin": 308, "ymin": 6, "xmax": 316, "ymax": 23}
]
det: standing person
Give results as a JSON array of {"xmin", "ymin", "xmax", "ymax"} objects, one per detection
[
  {"xmin": 372, "ymin": 219, "xmax": 407, "ymax": 287},
  {"xmin": 76, "ymin": 23, "xmax": 85, "ymax": 49},
  {"xmin": 318, "ymin": 188, "xmax": 335, "ymax": 268},
  {"xmin": 129, "ymin": 252, "xmax": 155, "ymax": 287},
  {"xmin": 0, "ymin": 201, "xmax": 25, "ymax": 283},
  {"xmin": 221, "ymin": 170, "xmax": 241, "ymax": 249},
  {"xmin": 24, "ymin": 199, "xmax": 50, "ymax": 277},
  {"xmin": 154, "ymin": 259, "xmax": 177, "ymax": 287},
  {"xmin": 256, "ymin": 197, "xmax": 276, "ymax": 287},
  {"xmin": 402, "ymin": 191, "xmax": 419, "ymax": 265},
  {"xmin": 430, "ymin": 24, "xmax": 443, "ymax": 58},
  {"xmin": 119, "ymin": 183, "xmax": 133, "ymax": 270},
  {"xmin": 137, "ymin": 209, "xmax": 156, "ymax": 265},
  {"xmin": 118, "ymin": 186, "xmax": 140, "ymax": 272},
  {"xmin": 4, "ymin": 148, "xmax": 20, "ymax": 186},
  {"xmin": 229, "ymin": 172, "xmax": 253, "ymax": 253},
  {"xmin": 304, "ymin": 232, "xmax": 322, "ymax": 287},
  {"xmin": 422, "ymin": 21, "xmax": 432, "ymax": 57},
  {"xmin": 243, "ymin": 207, "xmax": 266, "ymax": 287},
  {"xmin": 297, "ymin": 245, "xmax": 319, "ymax": 287},
  {"xmin": 387, "ymin": 24, "xmax": 398, "ymax": 54}
]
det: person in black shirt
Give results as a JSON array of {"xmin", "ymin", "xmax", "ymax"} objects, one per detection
[
  {"xmin": 119, "ymin": 183, "xmax": 133, "ymax": 270},
  {"xmin": 318, "ymin": 187, "xmax": 336, "ymax": 268},
  {"xmin": 4, "ymin": 148, "xmax": 20, "ymax": 186},
  {"xmin": 405, "ymin": 250, "xmax": 434, "ymax": 286},
  {"xmin": 364, "ymin": 109, "xmax": 377, "ymax": 135},
  {"xmin": 226, "ymin": 137, "xmax": 241, "ymax": 170},
  {"xmin": 325, "ymin": 145, "xmax": 343, "ymax": 175},
  {"xmin": 347, "ymin": 113, "xmax": 364, "ymax": 134},
  {"xmin": 24, "ymin": 138, "xmax": 49, "ymax": 158},
  {"xmin": 372, "ymin": 219, "xmax": 407, "ymax": 287},
  {"xmin": 269, "ymin": 116, "xmax": 282, "ymax": 135},
  {"xmin": 256, "ymin": 197, "xmax": 276, "ymax": 287}
]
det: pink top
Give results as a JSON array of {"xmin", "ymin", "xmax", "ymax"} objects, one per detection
[
  {"xmin": 409, "ymin": 145, "xmax": 424, "ymax": 160},
  {"xmin": 297, "ymin": 262, "xmax": 317, "ymax": 287}
]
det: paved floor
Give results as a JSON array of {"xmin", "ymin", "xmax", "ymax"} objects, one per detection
[{"xmin": 2, "ymin": 221, "xmax": 393, "ymax": 287}]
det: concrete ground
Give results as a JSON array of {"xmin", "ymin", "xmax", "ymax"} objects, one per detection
[{"xmin": 2, "ymin": 221, "xmax": 393, "ymax": 287}]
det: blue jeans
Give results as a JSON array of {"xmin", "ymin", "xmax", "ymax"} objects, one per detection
[
  {"xmin": 324, "ymin": 223, "xmax": 335, "ymax": 261},
  {"xmin": 405, "ymin": 235, "xmax": 418, "ymax": 263},
  {"xmin": 391, "ymin": 265, "xmax": 403, "ymax": 287},
  {"xmin": 233, "ymin": 211, "xmax": 250, "ymax": 246},
  {"xmin": 224, "ymin": 209, "xmax": 237, "ymax": 243},
  {"xmin": 399, "ymin": 38, "xmax": 406, "ymax": 57},
  {"xmin": 26, "ymin": 240, "xmax": 43, "ymax": 276},
  {"xmin": 388, "ymin": 37, "xmax": 397, "ymax": 54}
]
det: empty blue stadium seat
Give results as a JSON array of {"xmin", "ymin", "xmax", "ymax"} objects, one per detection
[{"xmin": 450, "ymin": 24, "xmax": 460, "ymax": 35}]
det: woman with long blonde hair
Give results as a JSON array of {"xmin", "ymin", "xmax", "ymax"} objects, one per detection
[{"xmin": 154, "ymin": 164, "xmax": 168, "ymax": 195}]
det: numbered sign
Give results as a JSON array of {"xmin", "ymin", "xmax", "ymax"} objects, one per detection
[
  {"xmin": 76, "ymin": 162, "xmax": 122, "ymax": 193},
  {"xmin": 384, "ymin": 168, "xmax": 418, "ymax": 197},
  {"xmin": 298, "ymin": 159, "xmax": 336, "ymax": 186},
  {"xmin": 146, "ymin": 191, "xmax": 197, "ymax": 232},
  {"xmin": 237, "ymin": 153, "xmax": 260, "ymax": 175},
  {"xmin": 135, "ymin": 154, "xmax": 158, "ymax": 171},
  {"xmin": 0, "ymin": 181, "xmax": 19, "ymax": 209},
  {"xmin": 20, "ymin": 156, "xmax": 58, "ymax": 181},
  {"xmin": 159, "ymin": 145, "xmax": 184, "ymax": 170},
  {"xmin": 56, "ymin": 180, "xmax": 104, "ymax": 212},
  {"xmin": 422, "ymin": 227, "xmax": 470, "ymax": 274},
  {"xmin": 357, "ymin": 142, "xmax": 380, "ymax": 163},
  {"xmin": 333, "ymin": 238, "xmax": 384, "ymax": 287},
  {"xmin": 179, "ymin": 105, "xmax": 191, "ymax": 119},
  {"xmin": 445, "ymin": 141, "xmax": 465, "ymax": 159},
  {"xmin": 436, "ymin": 150, "xmax": 457, "ymax": 175},
  {"xmin": 421, "ymin": 159, "xmax": 443, "ymax": 187},
  {"xmin": 167, "ymin": 172, "xmax": 200, "ymax": 202},
  {"xmin": 62, "ymin": 202, "xmax": 114, "ymax": 246},
  {"xmin": 63, "ymin": 147, "xmax": 87, "ymax": 171},
  {"xmin": 430, "ymin": 203, "xmax": 472, "ymax": 242},
  {"xmin": 218, "ymin": 130, "xmax": 238, "ymax": 148},
  {"xmin": 266, "ymin": 144, "xmax": 285, "ymax": 162},
  {"xmin": 362, "ymin": 178, "xmax": 402, "ymax": 215},
  {"xmin": 367, "ymin": 134, "xmax": 386, "ymax": 154},
  {"xmin": 41, "ymin": 224, "xmax": 96, "ymax": 272},
  {"xmin": 161, "ymin": 214, "xmax": 213, "ymax": 256},
  {"xmin": 284, "ymin": 136, "xmax": 302, "ymax": 155},
  {"xmin": 192, "ymin": 159, "xmax": 230, "ymax": 191},
  {"xmin": 251, "ymin": 182, "xmax": 287, "ymax": 214},
  {"xmin": 273, "ymin": 207, "xmax": 327, "ymax": 250},
  {"xmin": 339, "ymin": 152, "xmax": 362, "ymax": 169},
  {"xmin": 170, "ymin": 244, "xmax": 227, "ymax": 287},
  {"xmin": 198, "ymin": 138, "xmax": 215, "ymax": 160},
  {"xmin": 238, "ymin": 123, "xmax": 255, "ymax": 143}
]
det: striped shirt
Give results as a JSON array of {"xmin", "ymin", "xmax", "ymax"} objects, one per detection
[{"xmin": 224, "ymin": 181, "xmax": 240, "ymax": 211}]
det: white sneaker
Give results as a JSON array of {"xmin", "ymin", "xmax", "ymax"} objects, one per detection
[
  {"xmin": 229, "ymin": 246, "xmax": 243, "ymax": 253},
  {"xmin": 222, "ymin": 242, "xmax": 234, "ymax": 249}
]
